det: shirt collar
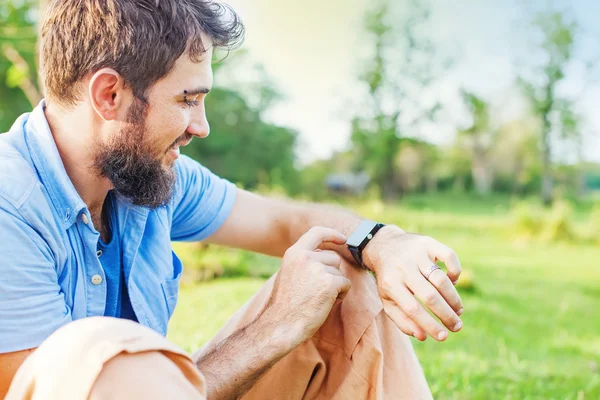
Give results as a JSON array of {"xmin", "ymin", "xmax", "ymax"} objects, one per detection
[{"xmin": 25, "ymin": 100, "xmax": 88, "ymax": 229}]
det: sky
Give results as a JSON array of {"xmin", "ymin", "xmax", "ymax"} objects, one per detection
[{"xmin": 223, "ymin": 0, "xmax": 600, "ymax": 164}]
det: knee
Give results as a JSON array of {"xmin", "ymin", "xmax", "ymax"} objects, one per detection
[
  {"xmin": 8, "ymin": 317, "xmax": 203, "ymax": 400},
  {"xmin": 89, "ymin": 351, "xmax": 206, "ymax": 399}
]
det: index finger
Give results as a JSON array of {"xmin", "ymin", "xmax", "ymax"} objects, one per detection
[
  {"xmin": 294, "ymin": 226, "xmax": 347, "ymax": 250},
  {"xmin": 427, "ymin": 239, "xmax": 462, "ymax": 283}
]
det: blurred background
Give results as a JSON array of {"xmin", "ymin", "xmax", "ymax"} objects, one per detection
[{"xmin": 2, "ymin": 0, "xmax": 600, "ymax": 398}]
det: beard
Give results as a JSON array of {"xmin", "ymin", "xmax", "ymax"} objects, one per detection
[{"xmin": 92, "ymin": 99, "xmax": 182, "ymax": 209}]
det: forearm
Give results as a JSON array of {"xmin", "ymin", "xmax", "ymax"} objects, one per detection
[
  {"xmin": 284, "ymin": 202, "xmax": 401, "ymax": 267},
  {"xmin": 194, "ymin": 308, "xmax": 295, "ymax": 400}
]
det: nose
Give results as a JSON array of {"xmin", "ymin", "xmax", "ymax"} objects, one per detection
[{"xmin": 186, "ymin": 105, "xmax": 210, "ymax": 139}]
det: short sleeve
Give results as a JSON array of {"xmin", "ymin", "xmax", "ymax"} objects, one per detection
[
  {"xmin": 0, "ymin": 199, "xmax": 72, "ymax": 353},
  {"xmin": 169, "ymin": 155, "xmax": 237, "ymax": 242}
]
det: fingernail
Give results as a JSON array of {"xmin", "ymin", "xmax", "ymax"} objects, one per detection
[
  {"xmin": 453, "ymin": 280, "xmax": 458, "ymax": 285},
  {"xmin": 457, "ymin": 308, "xmax": 464, "ymax": 316},
  {"xmin": 412, "ymin": 333, "xmax": 423, "ymax": 341},
  {"xmin": 453, "ymin": 321, "xmax": 463, "ymax": 331},
  {"xmin": 437, "ymin": 331, "xmax": 448, "ymax": 341}
]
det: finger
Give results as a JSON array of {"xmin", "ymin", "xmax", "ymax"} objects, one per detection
[
  {"xmin": 312, "ymin": 250, "xmax": 342, "ymax": 268},
  {"xmin": 295, "ymin": 226, "xmax": 347, "ymax": 250},
  {"xmin": 323, "ymin": 265, "xmax": 344, "ymax": 278},
  {"xmin": 382, "ymin": 297, "xmax": 427, "ymax": 341},
  {"xmin": 426, "ymin": 266, "xmax": 463, "ymax": 315},
  {"xmin": 408, "ymin": 263, "xmax": 462, "ymax": 332},
  {"xmin": 385, "ymin": 280, "xmax": 448, "ymax": 341},
  {"xmin": 330, "ymin": 275, "xmax": 351, "ymax": 300},
  {"xmin": 427, "ymin": 239, "xmax": 462, "ymax": 283}
]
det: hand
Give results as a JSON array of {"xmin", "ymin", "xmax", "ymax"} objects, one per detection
[
  {"xmin": 264, "ymin": 226, "xmax": 351, "ymax": 348},
  {"xmin": 363, "ymin": 226, "xmax": 464, "ymax": 342}
]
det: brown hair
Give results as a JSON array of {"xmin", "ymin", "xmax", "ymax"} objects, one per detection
[{"xmin": 39, "ymin": 0, "xmax": 244, "ymax": 107}]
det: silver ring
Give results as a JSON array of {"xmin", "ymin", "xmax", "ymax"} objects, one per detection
[{"xmin": 424, "ymin": 264, "xmax": 441, "ymax": 280}]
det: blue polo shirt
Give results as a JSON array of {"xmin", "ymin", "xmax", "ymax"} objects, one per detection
[
  {"xmin": 97, "ymin": 190, "xmax": 137, "ymax": 320},
  {"xmin": 0, "ymin": 101, "xmax": 237, "ymax": 353}
]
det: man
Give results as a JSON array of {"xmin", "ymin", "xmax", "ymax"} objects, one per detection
[{"xmin": 0, "ymin": 0, "xmax": 464, "ymax": 398}]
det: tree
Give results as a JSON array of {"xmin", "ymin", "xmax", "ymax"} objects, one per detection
[
  {"xmin": 493, "ymin": 117, "xmax": 541, "ymax": 195},
  {"xmin": 182, "ymin": 84, "xmax": 299, "ymax": 193},
  {"xmin": 518, "ymin": 11, "xmax": 578, "ymax": 205},
  {"xmin": 0, "ymin": 0, "xmax": 41, "ymax": 132},
  {"xmin": 457, "ymin": 91, "xmax": 497, "ymax": 195},
  {"xmin": 350, "ymin": 0, "xmax": 448, "ymax": 200}
]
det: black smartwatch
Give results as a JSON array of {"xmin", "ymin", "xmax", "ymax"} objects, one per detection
[{"xmin": 346, "ymin": 220, "xmax": 385, "ymax": 269}]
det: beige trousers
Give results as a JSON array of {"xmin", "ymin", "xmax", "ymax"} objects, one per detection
[{"xmin": 6, "ymin": 260, "xmax": 432, "ymax": 399}]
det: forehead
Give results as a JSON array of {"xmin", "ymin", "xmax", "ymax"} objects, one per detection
[{"xmin": 151, "ymin": 46, "xmax": 214, "ymax": 97}]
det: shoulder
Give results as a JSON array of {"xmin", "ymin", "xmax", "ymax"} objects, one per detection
[{"xmin": 0, "ymin": 131, "xmax": 39, "ymax": 210}]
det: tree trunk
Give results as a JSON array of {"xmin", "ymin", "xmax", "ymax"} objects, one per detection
[
  {"xmin": 540, "ymin": 123, "xmax": 553, "ymax": 206},
  {"xmin": 472, "ymin": 154, "xmax": 492, "ymax": 194},
  {"xmin": 380, "ymin": 164, "xmax": 398, "ymax": 201},
  {"xmin": 512, "ymin": 159, "xmax": 524, "ymax": 195},
  {"xmin": 470, "ymin": 137, "xmax": 492, "ymax": 195}
]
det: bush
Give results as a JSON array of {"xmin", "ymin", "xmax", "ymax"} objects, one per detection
[
  {"xmin": 511, "ymin": 200, "xmax": 575, "ymax": 243},
  {"xmin": 539, "ymin": 200, "xmax": 575, "ymax": 243},
  {"xmin": 173, "ymin": 242, "xmax": 280, "ymax": 283},
  {"xmin": 580, "ymin": 203, "xmax": 600, "ymax": 245},
  {"xmin": 512, "ymin": 201, "xmax": 544, "ymax": 240}
]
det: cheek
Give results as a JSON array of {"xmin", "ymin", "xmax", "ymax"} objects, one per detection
[{"xmin": 146, "ymin": 108, "xmax": 189, "ymax": 149}]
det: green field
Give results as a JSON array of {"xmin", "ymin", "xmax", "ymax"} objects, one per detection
[{"xmin": 167, "ymin": 195, "xmax": 600, "ymax": 400}]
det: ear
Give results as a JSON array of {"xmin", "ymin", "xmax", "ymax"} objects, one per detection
[{"xmin": 88, "ymin": 68, "xmax": 130, "ymax": 121}]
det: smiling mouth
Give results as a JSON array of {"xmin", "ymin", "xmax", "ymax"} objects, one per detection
[{"xmin": 166, "ymin": 135, "xmax": 193, "ymax": 155}]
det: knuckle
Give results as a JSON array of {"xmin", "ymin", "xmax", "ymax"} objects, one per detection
[
  {"xmin": 310, "ymin": 226, "xmax": 326, "ymax": 235},
  {"xmin": 422, "ymin": 290, "xmax": 439, "ymax": 307},
  {"xmin": 404, "ymin": 302, "xmax": 421, "ymax": 318},
  {"xmin": 444, "ymin": 248, "xmax": 457, "ymax": 261},
  {"xmin": 283, "ymin": 247, "xmax": 297, "ymax": 261},
  {"xmin": 310, "ymin": 260, "xmax": 324, "ymax": 272},
  {"xmin": 454, "ymin": 300, "xmax": 464, "ymax": 310},
  {"xmin": 379, "ymin": 279, "xmax": 395, "ymax": 296},
  {"xmin": 430, "ymin": 272, "xmax": 447, "ymax": 288},
  {"xmin": 300, "ymin": 250, "xmax": 312, "ymax": 261}
]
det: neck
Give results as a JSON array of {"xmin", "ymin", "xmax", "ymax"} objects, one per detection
[{"xmin": 44, "ymin": 102, "xmax": 113, "ymax": 217}]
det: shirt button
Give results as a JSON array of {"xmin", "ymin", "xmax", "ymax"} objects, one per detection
[
  {"xmin": 91, "ymin": 274, "xmax": 103, "ymax": 285},
  {"xmin": 81, "ymin": 213, "xmax": 89, "ymax": 225},
  {"xmin": 96, "ymin": 250, "xmax": 103, "ymax": 257}
]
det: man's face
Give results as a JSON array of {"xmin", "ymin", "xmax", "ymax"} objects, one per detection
[{"xmin": 93, "ymin": 47, "xmax": 213, "ymax": 208}]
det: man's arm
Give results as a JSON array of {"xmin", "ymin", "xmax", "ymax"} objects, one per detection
[
  {"xmin": 206, "ymin": 189, "xmax": 362, "ymax": 261},
  {"xmin": 194, "ymin": 308, "xmax": 291, "ymax": 399},
  {"xmin": 207, "ymin": 188, "xmax": 464, "ymax": 342},
  {"xmin": 0, "ymin": 349, "xmax": 35, "ymax": 398},
  {"xmin": 0, "ymin": 200, "xmax": 72, "ymax": 396},
  {"xmin": 197, "ymin": 227, "xmax": 351, "ymax": 400}
]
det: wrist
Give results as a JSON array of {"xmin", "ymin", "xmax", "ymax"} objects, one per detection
[
  {"xmin": 257, "ymin": 306, "xmax": 305, "ymax": 355},
  {"xmin": 361, "ymin": 225, "xmax": 405, "ymax": 273}
]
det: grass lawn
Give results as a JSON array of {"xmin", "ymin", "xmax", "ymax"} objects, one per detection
[{"xmin": 168, "ymin": 195, "xmax": 600, "ymax": 399}]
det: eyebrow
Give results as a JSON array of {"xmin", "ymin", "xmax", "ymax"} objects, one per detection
[{"xmin": 181, "ymin": 87, "xmax": 211, "ymax": 97}]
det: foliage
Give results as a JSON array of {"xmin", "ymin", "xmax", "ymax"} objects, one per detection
[
  {"xmin": 350, "ymin": 0, "xmax": 449, "ymax": 200},
  {"xmin": 182, "ymin": 84, "xmax": 300, "ymax": 193},
  {"xmin": 172, "ymin": 242, "xmax": 279, "ymax": 283},
  {"xmin": 0, "ymin": 0, "xmax": 39, "ymax": 132},
  {"xmin": 511, "ymin": 199, "xmax": 579, "ymax": 243},
  {"xmin": 456, "ymin": 91, "xmax": 496, "ymax": 194},
  {"xmin": 518, "ymin": 10, "xmax": 581, "ymax": 206}
]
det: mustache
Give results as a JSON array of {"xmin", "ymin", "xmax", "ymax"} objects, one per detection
[{"xmin": 167, "ymin": 133, "xmax": 194, "ymax": 152}]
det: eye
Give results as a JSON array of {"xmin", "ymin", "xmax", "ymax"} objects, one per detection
[{"xmin": 184, "ymin": 99, "xmax": 199, "ymax": 108}]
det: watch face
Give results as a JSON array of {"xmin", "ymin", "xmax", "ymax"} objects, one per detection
[{"xmin": 347, "ymin": 220, "xmax": 378, "ymax": 247}]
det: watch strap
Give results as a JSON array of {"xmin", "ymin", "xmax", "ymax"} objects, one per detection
[{"xmin": 347, "ymin": 220, "xmax": 384, "ymax": 268}]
